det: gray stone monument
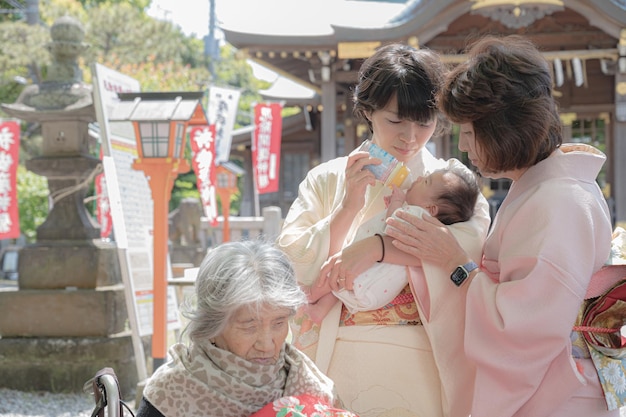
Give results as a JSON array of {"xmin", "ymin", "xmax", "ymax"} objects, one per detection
[{"xmin": 0, "ymin": 15, "xmax": 139, "ymax": 396}]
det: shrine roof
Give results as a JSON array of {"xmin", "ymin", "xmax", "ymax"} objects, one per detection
[
  {"xmin": 220, "ymin": 0, "xmax": 626, "ymax": 46},
  {"xmin": 220, "ymin": 0, "xmax": 413, "ymax": 45},
  {"xmin": 221, "ymin": 0, "xmax": 626, "ymax": 98}
]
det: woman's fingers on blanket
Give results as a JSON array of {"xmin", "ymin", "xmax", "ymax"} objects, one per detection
[
  {"xmin": 385, "ymin": 209, "xmax": 459, "ymax": 267},
  {"xmin": 318, "ymin": 258, "xmax": 335, "ymax": 289},
  {"xmin": 386, "ymin": 208, "xmax": 444, "ymax": 238},
  {"xmin": 397, "ymin": 208, "xmax": 442, "ymax": 227},
  {"xmin": 385, "ymin": 221, "xmax": 423, "ymax": 259},
  {"xmin": 320, "ymin": 256, "xmax": 344, "ymax": 291},
  {"xmin": 320, "ymin": 253, "xmax": 358, "ymax": 291}
]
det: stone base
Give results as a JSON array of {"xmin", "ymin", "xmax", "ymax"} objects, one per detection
[
  {"xmin": 0, "ymin": 333, "xmax": 142, "ymax": 398},
  {"xmin": 18, "ymin": 240, "xmax": 122, "ymax": 290},
  {"xmin": 169, "ymin": 245, "xmax": 206, "ymax": 267},
  {"xmin": 0, "ymin": 285, "xmax": 128, "ymax": 337},
  {"xmin": 27, "ymin": 155, "xmax": 102, "ymax": 241}
]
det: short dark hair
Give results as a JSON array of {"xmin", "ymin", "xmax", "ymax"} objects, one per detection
[
  {"xmin": 353, "ymin": 43, "xmax": 449, "ymax": 137},
  {"xmin": 434, "ymin": 166, "xmax": 480, "ymax": 225},
  {"xmin": 438, "ymin": 35, "xmax": 562, "ymax": 173}
]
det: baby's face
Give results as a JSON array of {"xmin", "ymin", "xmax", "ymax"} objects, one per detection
[{"xmin": 405, "ymin": 170, "xmax": 450, "ymax": 208}]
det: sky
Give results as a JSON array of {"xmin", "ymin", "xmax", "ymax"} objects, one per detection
[
  {"xmin": 145, "ymin": 0, "xmax": 324, "ymax": 99},
  {"xmin": 147, "ymin": 0, "xmax": 278, "ymax": 82},
  {"xmin": 147, "ymin": 0, "xmax": 212, "ymax": 39},
  {"xmin": 147, "ymin": 0, "xmax": 405, "ymax": 36}
]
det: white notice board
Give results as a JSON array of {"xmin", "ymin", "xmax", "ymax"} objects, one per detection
[{"xmin": 92, "ymin": 64, "xmax": 181, "ymax": 378}]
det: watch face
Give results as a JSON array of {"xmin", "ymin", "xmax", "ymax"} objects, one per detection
[{"xmin": 450, "ymin": 267, "xmax": 468, "ymax": 287}]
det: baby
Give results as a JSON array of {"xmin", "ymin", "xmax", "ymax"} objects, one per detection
[{"xmin": 305, "ymin": 165, "xmax": 480, "ymax": 322}]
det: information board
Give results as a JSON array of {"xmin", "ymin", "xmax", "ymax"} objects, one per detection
[{"xmin": 92, "ymin": 63, "xmax": 181, "ymax": 379}]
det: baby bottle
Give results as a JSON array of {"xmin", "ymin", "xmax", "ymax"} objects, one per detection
[{"xmin": 359, "ymin": 140, "xmax": 410, "ymax": 188}]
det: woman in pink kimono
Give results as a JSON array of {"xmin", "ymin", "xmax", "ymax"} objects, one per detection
[
  {"xmin": 386, "ymin": 35, "xmax": 616, "ymax": 416},
  {"xmin": 278, "ymin": 43, "xmax": 491, "ymax": 417}
]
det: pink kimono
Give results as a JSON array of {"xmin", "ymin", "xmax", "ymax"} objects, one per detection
[{"xmin": 466, "ymin": 145, "xmax": 614, "ymax": 416}]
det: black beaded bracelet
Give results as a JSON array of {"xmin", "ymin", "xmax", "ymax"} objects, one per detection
[{"xmin": 375, "ymin": 233, "xmax": 385, "ymax": 263}]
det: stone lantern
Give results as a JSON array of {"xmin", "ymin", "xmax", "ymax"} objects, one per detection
[
  {"xmin": 215, "ymin": 161, "xmax": 244, "ymax": 242},
  {"xmin": 0, "ymin": 16, "xmax": 137, "ymax": 396},
  {"xmin": 3, "ymin": 15, "xmax": 99, "ymax": 242}
]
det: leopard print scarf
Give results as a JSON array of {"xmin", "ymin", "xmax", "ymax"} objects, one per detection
[{"xmin": 143, "ymin": 341, "xmax": 337, "ymax": 416}]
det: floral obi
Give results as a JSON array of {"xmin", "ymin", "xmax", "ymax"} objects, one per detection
[{"xmin": 340, "ymin": 285, "xmax": 421, "ymax": 326}]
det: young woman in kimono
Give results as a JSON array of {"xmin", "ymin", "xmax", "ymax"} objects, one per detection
[
  {"xmin": 385, "ymin": 35, "xmax": 615, "ymax": 417},
  {"xmin": 277, "ymin": 43, "xmax": 491, "ymax": 417},
  {"xmin": 304, "ymin": 166, "xmax": 481, "ymax": 321}
]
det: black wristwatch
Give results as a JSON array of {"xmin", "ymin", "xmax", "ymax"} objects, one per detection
[{"xmin": 450, "ymin": 261, "xmax": 479, "ymax": 287}]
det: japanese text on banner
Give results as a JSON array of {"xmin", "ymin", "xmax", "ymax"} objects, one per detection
[
  {"xmin": 252, "ymin": 103, "xmax": 282, "ymax": 194},
  {"xmin": 207, "ymin": 86, "xmax": 240, "ymax": 164},
  {"xmin": 190, "ymin": 125, "xmax": 218, "ymax": 226},
  {"xmin": 0, "ymin": 121, "xmax": 20, "ymax": 239}
]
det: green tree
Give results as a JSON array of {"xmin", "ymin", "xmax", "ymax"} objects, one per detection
[
  {"xmin": 1, "ymin": 0, "xmax": 268, "ymax": 239},
  {"xmin": 0, "ymin": 21, "xmax": 49, "ymax": 104},
  {"xmin": 215, "ymin": 44, "xmax": 270, "ymax": 128},
  {"xmin": 39, "ymin": 0, "xmax": 88, "ymax": 25},
  {"xmin": 83, "ymin": 3, "xmax": 199, "ymax": 68},
  {"xmin": 16, "ymin": 165, "xmax": 48, "ymax": 242},
  {"xmin": 78, "ymin": 0, "xmax": 150, "ymax": 9},
  {"xmin": 167, "ymin": 45, "xmax": 269, "ymax": 212}
]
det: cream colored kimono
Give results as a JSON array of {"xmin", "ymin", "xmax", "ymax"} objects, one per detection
[{"xmin": 278, "ymin": 147, "xmax": 490, "ymax": 417}]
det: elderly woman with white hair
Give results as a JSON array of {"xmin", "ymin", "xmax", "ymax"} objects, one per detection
[{"xmin": 136, "ymin": 240, "xmax": 353, "ymax": 417}]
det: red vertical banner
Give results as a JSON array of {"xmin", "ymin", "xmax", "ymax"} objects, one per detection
[
  {"xmin": 252, "ymin": 102, "xmax": 282, "ymax": 194},
  {"xmin": 190, "ymin": 125, "xmax": 218, "ymax": 226},
  {"xmin": 0, "ymin": 120, "xmax": 20, "ymax": 239},
  {"xmin": 96, "ymin": 147, "xmax": 113, "ymax": 239}
]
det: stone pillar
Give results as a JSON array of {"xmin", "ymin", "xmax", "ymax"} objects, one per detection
[
  {"xmin": 343, "ymin": 95, "xmax": 356, "ymax": 153},
  {"xmin": 0, "ymin": 16, "xmax": 138, "ymax": 397},
  {"xmin": 611, "ymin": 29, "xmax": 626, "ymax": 228},
  {"xmin": 320, "ymin": 79, "xmax": 337, "ymax": 163},
  {"xmin": 168, "ymin": 198, "xmax": 208, "ymax": 267},
  {"xmin": 615, "ymin": 75, "xmax": 626, "ymax": 229},
  {"xmin": 261, "ymin": 205, "xmax": 282, "ymax": 241}
]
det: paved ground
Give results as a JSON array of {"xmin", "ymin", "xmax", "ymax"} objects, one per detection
[
  {"xmin": 0, "ymin": 387, "xmax": 137, "ymax": 416},
  {"xmin": 0, "ymin": 278, "xmax": 16, "ymax": 290}
]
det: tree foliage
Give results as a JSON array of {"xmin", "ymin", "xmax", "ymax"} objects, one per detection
[
  {"xmin": 16, "ymin": 165, "xmax": 48, "ymax": 242},
  {"xmin": 215, "ymin": 44, "xmax": 270, "ymax": 128},
  {"xmin": 84, "ymin": 3, "xmax": 201, "ymax": 68},
  {"xmin": 0, "ymin": 0, "xmax": 266, "ymax": 241},
  {"xmin": 0, "ymin": 21, "xmax": 50, "ymax": 103},
  {"xmin": 77, "ymin": 0, "xmax": 150, "ymax": 9},
  {"xmin": 39, "ymin": 0, "xmax": 88, "ymax": 24}
]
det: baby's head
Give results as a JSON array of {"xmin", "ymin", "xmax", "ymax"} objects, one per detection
[{"xmin": 405, "ymin": 166, "xmax": 480, "ymax": 225}]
